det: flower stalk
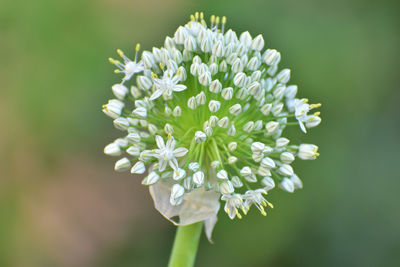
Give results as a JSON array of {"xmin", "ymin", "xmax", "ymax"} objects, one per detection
[{"xmin": 168, "ymin": 222, "xmax": 203, "ymax": 267}]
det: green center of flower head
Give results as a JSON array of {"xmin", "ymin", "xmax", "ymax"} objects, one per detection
[{"xmin": 103, "ymin": 12, "xmax": 321, "ymax": 220}]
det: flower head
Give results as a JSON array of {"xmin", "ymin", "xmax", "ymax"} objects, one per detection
[{"xmin": 103, "ymin": 12, "xmax": 321, "ymax": 234}]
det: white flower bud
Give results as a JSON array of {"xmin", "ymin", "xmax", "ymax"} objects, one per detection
[
  {"xmin": 252, "ymin": 152, "xmax": 263, "ymax": 162},
  {"xmin": 247, "ymin": 81, "xmax": 260, "ymax": 96},
  {"xmin": 243, "ymin": 121, "xmax": 255, "ymax": 132},
  {"xmin": 126, "ymin": 145, "xmax": 140, "ymax": 156},
  {"xmin": 240, "ymin": 166, "xmax": 252, "ymax": 177},
  {"xmin": 209, "ymin": 63, "xmax": 218, "ymax": 75},
  {"xmin": 277, "ymin": 68, "xmax": 291, "ymax": 84},
  {"xmin": 233, "ymin": 72, "xmax": 246, "ymax": 87},
  {"xmin": 251, "ymin": 142, "xmax": 265, "ymax": 153},
  {"xmin": 247, "ymin": 56, "xmax": 261, "ymax": 71},
  {"xmin": 187, "ymin": 96, "xmax": 197, "ymax": 109},
  {"xmin": 261, "ymin": 157, "xmax": 275, "ymax": 169},
  {"xmin": 173, "ymin": 106, "xmax": 182, "ymax": 117},
  {"xmin": 164, "ymin": 106, "xmax": 172, "ymax": 116},
  {"xmin": 113, "ymin": 117, "xmax": 130, "ymax": 131},
  {"xmin": 200, "ymin": 37, "xmax": 212, "ymax": 52},
  {"xmin": 174, "ymin": 26, "xmax": 187, "ymax": 44},
  {"xmin": 217, "ymin": 170, "xmax": 228, "ymax": 180},
  {"xmin": 104, "ymin": 142, "xmax": 122, "ymax": 156},
  {"xmin": 142, "ymin": 171, "xmax": 160, "ymax": 185},
  {"xmin": 195, "ymin": 131, "xmax": 207, "ymax": 143},
  {"xmin": 288, "ymin": 175, "xmax": 302, "ymax": 190},
  {"xmin": 279, "ymin": 178, "xmax": 295, "ymax": 193},
  {"xmin": 281, "ymin": 152, "xmax": 295, "ymax": 164},
  {"xmin": 224, "ymin": 29, "xmax": 238, "ymax": 44},
  {"xmin": 112, "ymin": 84, "xmax": 129, "ymax": 100},
  {"xmin": 261, "ymin": 176, "xmax": 275, "ymax": 190},
  {"xmin": 131, "ymin": 161, "xmax": 145, "ymax": 174},
  {"xmin": 127, "ymin": 132, "xmax": 141, "ymax": 143},
  {"xmin": 114, "ymin": 157, "xmax": 131, "ymax": 172},
  {"xmin": 254, "ymin": 120, "xmax": 263, "ymax": 131},
  {"xmin": 228, "ymin": 142, "xmax": 237, "ymax": 151},
  {"xmin": 130, "ymin": 85, "xmax": 141, "ymax": 99},
  {"xmin": 190, "ymin": 62, "xmax": 199, "ymax": 76},
  {"xmin": 115, "ymin": 137, "xmax": 128, "ymax": 147},
  {"xmin": 170, "ymin": 184, "xmax": 185, "ymax": 205},
  {"xmin": 228, "ymin": 156, "xmax": 238, "ymax": 164},
  {"xmin": 198, "ymin": 71, "xmax": 211, "ymax": 86},
  {"xmin": 258, "ymin": 166, "xmax": 271, "ymax": 177},
  {"xmin": 212, "ymin": 40, "xmax": 224, "ymax": 57},
  {"xmin": 132, "ymin": 107, "xmax": 147, "ymax": 118},
  {"xmin": 227, "ymin": 125, "xmax": 236, "ymax": 136},
  {"xmin": 195, "ymin": 91, "xmax": 206, "ymax": 105},
  {"xmin": 184, "ymin": 35, "xmax": 197, "ymax": 51},
  {"xmin": 141, "ymin": 51, "xmax": 156, "ymax": 69},
  {"xmin": 204, "ymin": 126, "xmax": 213, "ymax": 136},
  {"xmin": 260, "ymin": 103, "xmax": 272, "ymax": 115},
  {"xmin": 209, "ymin": 80, "xmax": 222, "ymax": 93},
  {"xmin": 231, "ymin": 176, "xmax": 243, "ymax": 188},
  {"xmin": 103, "ymin": 99, "xmax": 124, "ymax": 119},
  {"xmin": 271, "ymin": 103, "xmax": 284, "ymax": 117},
  {"xmin": 276, "ymin": 137, "xmax": 290, "ymax": 147},
  {"xmin": 193, "ymin": 171, "xmax": 204, "ymax": 186},
  {"xmin": 208, "ymin": 100, "xmax": 221, "ymax": 113},
  {"xmin": 217, "ymin": 116, "xmax": 229, "ymax": 128},
  {"xmin": 239, "ymin": 31, "xmax": 252, "ymax": 48},
  {"xmin": 188, "ymin": 162, "xmax": 200, "ymax": 172},
  {"xmin": 273, "ymin": 85, "xmax": 286, "ymax": 100},
  {"xmin": 298, "ymin": 144, "xmax": 319, "ymax": 160},
  {"xmin": 221, "ymin": 87, "xmax": 233, "ymax": 100},
  {"xmin": 219, "ymin": 181, "xmax": 234, "ymax": 195},
  {"xmin": 251, "ymin": 34, "xmax": 264, "ymax": 51},
  {"xmin": 172, "ymin": 168, "xmax": 185, "ymax": 181},
  {"xmin": 136, "ymin": 76, "xmax": 152, "ymax": 90},
  {"xmin": 183, "ymin": 176, "xmax": 193, "ymax": 190},
  {"xmin": 231, "ymin": 58, "xmax": 244, "ymax": 73},
  {"xmin": 220, "ymin": 60, "xmax": 228, "ymax": 72},
  {"xmin": 263, "ymin": 49, "xmax": 280, "ymax": 66},
  {"xmin": 265, "ymin": 121, "xmax": 279, "ymax": 133},
  {"xmin": 229, "ymin": 104, "xmax": 242, "ymax": 115},
  {"xmin": 285, "ymin": 85, "xmax": 298, "ymax": 99},
  {"xmin": 279, "ymin": 164, "xmax": 294, "ymax": 177},
  {"xmin": 211, "ymin": 161, "xmax": 220, "ymax": 169}
]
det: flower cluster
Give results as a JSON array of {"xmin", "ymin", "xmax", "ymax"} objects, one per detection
[{"xmin": 103, "ymin": 12, "xmax": 321, "ymax": 221}]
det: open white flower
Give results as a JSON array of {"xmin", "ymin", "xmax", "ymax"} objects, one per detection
[
  {"xmin": 150, "ymin": 69, "xmax": 187, "ymax": 100},
  {"xmin": 152, "ymin": 135, "xmax": 188, "ymax": 171}
]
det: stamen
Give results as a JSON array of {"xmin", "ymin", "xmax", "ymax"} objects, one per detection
[{"xmin": 221, "ymin": 16, "xmax": 227, "ymax": 33}]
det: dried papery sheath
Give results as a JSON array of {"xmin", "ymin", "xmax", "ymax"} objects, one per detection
[{"xmin": 103, "ymin": 12, "xmax": 321, "ymax": 238}]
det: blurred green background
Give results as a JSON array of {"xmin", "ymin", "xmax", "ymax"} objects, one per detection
[{"xmin": 1, "ymin": 0, "xmax": 399, "ymax": 266}]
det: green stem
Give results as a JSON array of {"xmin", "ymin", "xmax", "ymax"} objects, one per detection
[{"xmin": 168, "ymin": 222, "xmax": 203, "ymax": 267}]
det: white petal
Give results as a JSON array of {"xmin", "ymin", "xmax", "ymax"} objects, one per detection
[
  {"xmin": 173, "ymin": 147, "xmax": 189, "ymax": 157},
  {"xmin": 173, "ymin": 84, "xmax": 187, "ymax": 92},
  {"xmin": 150, "ymin": 89, "xmax": 163, "ymax": 100},
  {"xmin": 155, "ymin": 135, "xmax": 165, "ymax": 149}
]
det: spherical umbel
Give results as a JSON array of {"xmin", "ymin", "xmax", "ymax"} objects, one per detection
[{"xmin": 103, "ymin": 12, "xmax": 321, "ymax": 228}]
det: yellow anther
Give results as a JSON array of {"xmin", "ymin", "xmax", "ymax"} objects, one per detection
[
  {"xmin": 190, "ymin": 14, "xmax": 195, "ymax": 21},
  {"xmin": 102, "ymin": 104, "xmax": 107, "ymax": 110},
  {"xmin": 168, "ymin": 133, "xmax": 172, "ymax": 139},
  {"xmin": 261, "ymin": 201, "xmax": 267, "ymax": 207},
  {"xmin": 114, "ymin": 69, "xmax": 120, "ymax": 73},
  {"xmin": 142, "ymin": 153, "xmax": 148, "ymax": 157},
  {"xmin": 175, "ymin": 170, "xmax": 179, "ymax": 175},
  {"xmin": 108, "ymin": 57, "xmax": 115, "ymax": 64},
  {"xmin": 268, "ymin": 203, "xmax": 274, "ymax": 209},
  {"xmin": 314, "ymin": 111, "xmax": 321, "ymax": 116},
  {"xmin": 314, "ymin": 152, "xmax": 320, "ymax": 157},
  {"xmin": 151, "ymin": 149, "xmax": 156, "ymax": 153},
  {"xmin": 135, "ymin": 43, "xmax": 141, "ymax": 51},
  {"xmin": 215, "ymin": 16, "xmax": 220, "ymax": 25},
  {"xmin": 210, "ymin": 15, "xmax": 215, "ymax": 24},
  {"xmin": 151, "ymin": 72, "xmax": 158, "ymax": 79},
  {"xmin": 226, "ymin": 207, "xmax": 230, "ymax": 214},
  {"xmin": 261, "ymin": 210, "xmax": 267, "ymax": 216},
  {"xmin": 195, "ymin": 12, "xmax": 199, "ymax": 20},
  {"xmin": 117, "ymin": 49, "xmax": 124, "ymax": 57},
  {"xmin": 154, "ymin": 163, "xmax": 158, "ymax": 167},
  {"xmin": 302, "ymin": 98, "xmax": 309, "ymax": 104},
  {"xmin": 310, "ymin": 103, "xmax": 322, "ymax": 109},
  {"xmin": 222, "ymin": 16, "xmax": 227, "ymax": 24},
  {"xmin": 241, "ymin": 207, "xmax": 247, "ymax": 215},
  {"xmin": 159, "ymin": 62, "xmax": 165, "ymax": 70},
  {"xmin": 200, "ymin": 12, "xmax": 204, "ymax": 20},
  {"xmin": 235, "ymin": 209, "xmax": 242, "ymax": 219}
]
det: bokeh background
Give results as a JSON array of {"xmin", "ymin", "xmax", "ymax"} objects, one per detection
[{"xmin": 1, "ymin": 0, "xmax": 399, "ymax": 266}]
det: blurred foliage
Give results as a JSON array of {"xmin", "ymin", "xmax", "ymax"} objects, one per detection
[{"xmin": 0, "ymin": 0, "xmax": 399, "ymax": 266}]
